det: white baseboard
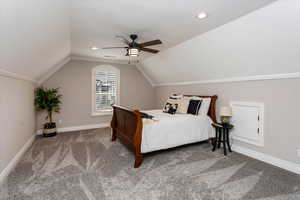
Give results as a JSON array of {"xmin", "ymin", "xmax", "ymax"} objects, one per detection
[
  {"xmin": 232, "ymin": 145, "xmax": 300, "ymax": 175},
  {"xmin": 36, "ymin": 123, "xmax": 110, "ymax": 135},
  {"xmin": 0, "ymin": 135, "xmax": 36, "ymax": 185},
  {"xmin": 1, "ymin": 123, "xmax": 110, "ymax": 184}
]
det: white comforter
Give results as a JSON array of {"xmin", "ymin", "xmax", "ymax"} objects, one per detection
[{"xmin": 141, "ymin": 110, "xmax": 215, "ymax": 153}]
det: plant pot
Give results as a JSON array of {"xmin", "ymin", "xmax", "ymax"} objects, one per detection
[{"xmin": 43, "ymin": 122, "xmax": 57, "ymax": 137}]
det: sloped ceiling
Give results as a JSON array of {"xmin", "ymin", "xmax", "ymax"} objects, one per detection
[
  {"xmin": 141, "ymin": 0, "xmax": 300, "ymax": 85},
  {"xmin": 0, "ymin": 0, "xmax": 71, "ymax": 82},
  {"xmin": 1, "ymin": 0, "xmax": 284, "ymax": 84},
  {"xmin": 71, "ymin": 0, "xmax": 276, "ymax": 61}
]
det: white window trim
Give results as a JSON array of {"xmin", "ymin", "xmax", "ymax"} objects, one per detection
[{"xmin": 91, "ymin": 65, "xmax": 120, "ymax": 116}]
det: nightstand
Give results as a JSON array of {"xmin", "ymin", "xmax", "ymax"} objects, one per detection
[{"xmin": 212, "ymin": 123, "xmax": 234, "ymax": 156}]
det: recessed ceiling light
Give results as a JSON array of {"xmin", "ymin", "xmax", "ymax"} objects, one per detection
[
  {"xmin": 197, "ymin": 12, "xmax": 207, "ymax": 19},
  {"xmin": 90, "ymin": 46, "xmax": 99, "ymax": 51}
]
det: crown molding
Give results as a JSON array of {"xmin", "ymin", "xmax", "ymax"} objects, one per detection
[
  {"xmin": 154, "ymin": 72, "xmax": 300, "ymax": 87},
  {"xmin": 0, "ymin": 69, "xmax": 38, "ymax": 83},
  {"xmin": 135, "ymin": 64, "xmax": 154, "ymax": 87},
  {"xmin": 71, "ymin": 54, "xmax": 155, "ymax": 87},
  {"xmin": 37, "ymin": 56, "xmax": 71, "ymax": 85},
  {"xmin": 71, "ymin": 54, "xmax": 135, "ymax": 66},
  {"xmin": 0, "ymin": 55, "xmax": 71, "ymax": 85}
]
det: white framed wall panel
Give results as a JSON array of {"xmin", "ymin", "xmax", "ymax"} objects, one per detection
[{"xmin": 230, "ymin": 101, "xmax": 264, "ymax": 146}]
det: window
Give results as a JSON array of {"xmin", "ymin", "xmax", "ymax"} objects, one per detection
[{"xmin": 92, "ymin": 65, "xmax": 120, "ymax": 116}]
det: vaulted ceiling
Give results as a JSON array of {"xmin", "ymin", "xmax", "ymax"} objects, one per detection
[
  {"xmin": 141, "ymin": 0, "xmax": 300, "ymax": 85},
  {"xmin": 0, "ymin": 0, "xmax": 70, "ymax": 82},
  {"xmin": 71, "ymin": 0, "xmax": 276, "ymax": 60},
  {"xmin": 1, "ymin": 0, "xmax": 282, "ymax": 83}
]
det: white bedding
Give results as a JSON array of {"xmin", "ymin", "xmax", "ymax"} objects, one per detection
[{"xmin": 141, "ymin": 110, "xmax": 215, "ymax": 153}]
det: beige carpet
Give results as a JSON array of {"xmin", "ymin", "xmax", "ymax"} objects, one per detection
[{"xmin": 1, "ymin": 128, "xmax": 300, "ymax": 200}]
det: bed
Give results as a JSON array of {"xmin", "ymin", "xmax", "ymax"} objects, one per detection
[{"xmin": 111, "ymin": 95, "xmax": 218, "ymax": 168}]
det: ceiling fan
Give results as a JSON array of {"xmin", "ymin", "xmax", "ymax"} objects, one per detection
[{"xmin": 102, "ymin": 34, "xmax": 162, "ymax": 58}]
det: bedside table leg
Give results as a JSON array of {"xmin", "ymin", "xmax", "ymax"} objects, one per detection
[
  {"xmin": 217, "ymin": 128, "xmax": 222, "ymax": 149},
  {"xmin": 226, "ymin": 129, "xmax": 232, "ymax": 152},
  {"xmin": 212, "ymin": 139, "xmax": 217, "ymax": 151},
  {"xmin": 223, "ymin": 129, "xmax": 227, "ymax": 156},
  {"xmin": 212, "ymin": 128, "xmax": 218, "ymax": 151}
]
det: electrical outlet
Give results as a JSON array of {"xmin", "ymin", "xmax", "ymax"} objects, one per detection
[{"xmin": 58, "ymin": 120, "xmax": 62, "ymax": 124}]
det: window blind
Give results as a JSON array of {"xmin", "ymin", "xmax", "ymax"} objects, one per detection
[{"xmin": 95, "ymin": 71, "xmax": 118, "ymax": 111}]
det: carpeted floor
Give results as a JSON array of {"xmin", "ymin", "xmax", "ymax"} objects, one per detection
[{"xmin": 1, "ymin": 128, "xmax": 300, "ymax": 200}]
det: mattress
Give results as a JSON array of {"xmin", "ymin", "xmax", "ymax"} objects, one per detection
[{"xmin": 141, "ymin": 110, "xmax": 215, "ymax": 153}]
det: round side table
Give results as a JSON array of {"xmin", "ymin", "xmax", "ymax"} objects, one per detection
[{"xmin": 212, "ymin": 123, "xmax": 234, "ymax": 156}]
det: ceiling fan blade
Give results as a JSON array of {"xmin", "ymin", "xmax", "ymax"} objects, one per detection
[
  {"xmin": 139, "ymin": 39, "xmax": 162, "ymax": 47},
  {"xmin": 140, "ymin": 47, "xmax": 159, "ymax": 54},
  {"xmin": 116, "ymin": 35, "xmax": 131, "ymax": 45},
  {"xmin": 102, "ymin": 47, "xmax": 128, "ymax": 49}
]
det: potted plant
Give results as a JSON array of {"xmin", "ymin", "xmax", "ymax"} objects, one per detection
[{"xmin": 35, "ymin": 87, "xmax": 62, "ymax": 137}]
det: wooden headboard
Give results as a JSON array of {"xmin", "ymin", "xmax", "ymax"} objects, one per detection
[{"xmin": 183, "ymin": 95, "xmax": 218, "ymax": 123}]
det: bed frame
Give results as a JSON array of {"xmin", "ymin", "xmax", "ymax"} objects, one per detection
[{"xmin": 111, "ymin": 95, "xmax": 218, "ymax": 168}]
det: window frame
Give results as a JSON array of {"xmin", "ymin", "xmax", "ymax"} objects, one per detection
[{"xmin": 91, "ymin": 65, "xmax": 120, "ymax": 116}]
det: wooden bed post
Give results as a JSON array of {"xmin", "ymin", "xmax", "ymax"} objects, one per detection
[
  {"xmin": 111, "ymin": 107, "xmax": 117, "ymax": 141},
  {"xmin": 110, "ymin": 105, "xmax": 144, "ymax": 168},
  {"xmin": 133, "ymin": 110, "xmax": 143, "ymax": 168},
  {"xmin": 209, "ymin": 95, "xmax": 218, "ymax": 123}
]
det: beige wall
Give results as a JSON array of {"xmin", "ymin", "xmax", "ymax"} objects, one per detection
[
  {"xmin": 155, "ymin": 78, "xmax": 300, "ymax": 165},
  {"xmin": 37, "ymin": 60, "xmax": 156, "ymax": 129},
  {"xmin": 0, "ymin": 76, "xmax": 35, "ymax": 174},
  {"xmin": 35, "ymin": 58, "xmax": 300, "ymax": 166}
]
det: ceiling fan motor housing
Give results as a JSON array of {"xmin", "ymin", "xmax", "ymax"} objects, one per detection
[{"xmin": 130, "ymin": 34, "xmax": 138, "ymax": 41}]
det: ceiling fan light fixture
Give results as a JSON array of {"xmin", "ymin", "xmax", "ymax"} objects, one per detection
[
  {"xmin": 128, "ymin": 48, "xmax": 139, "ymax": 56},
  {"xmin": 197, "ymin": 12, "xmax": 207, "ymax": 19}
]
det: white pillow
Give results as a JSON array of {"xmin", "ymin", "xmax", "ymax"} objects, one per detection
[
  {"xmin": 186, "ymin": 96, "xmax": 211, "ymax": 115},
  {"xmin": 198, "ymin": 98, "xmax": 211, "ymax": 115},
  {"xmin": 163, "ymin": 98, "xmax": 181, "ymax": 112},
  {"xmin": 177, "ymin": 97, "xmax": 190, "ymax": 113},
  {"xmin": 175, "ymin": 96, "xmax": 212, "ymax": 115}
]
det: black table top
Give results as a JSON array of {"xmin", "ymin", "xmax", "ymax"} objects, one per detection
[{"xmin": 212, "ymin": 122, "xmax": 234, "ymax": 129}]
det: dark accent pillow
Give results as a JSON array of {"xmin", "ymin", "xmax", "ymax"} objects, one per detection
[
  {"xmin": 140, "ymin": 112, "xmax": 154, "ymax": 119},
  {"xmin": 187, "ymin": 100, "xmax": 202, "ymax": 115},
  {"xmin": 163, "ymin": 103, "xmax": 178, "ymax": 115}
]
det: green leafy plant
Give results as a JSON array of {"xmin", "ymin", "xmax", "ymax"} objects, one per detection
[{"xmin": 35, "ymin": 87, "xmax": 62, "ymax": 124}]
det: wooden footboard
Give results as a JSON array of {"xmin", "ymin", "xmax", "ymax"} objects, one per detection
[{"xmin": 111, "ymin": 105, "xmax": 143, "ymax": 168}]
